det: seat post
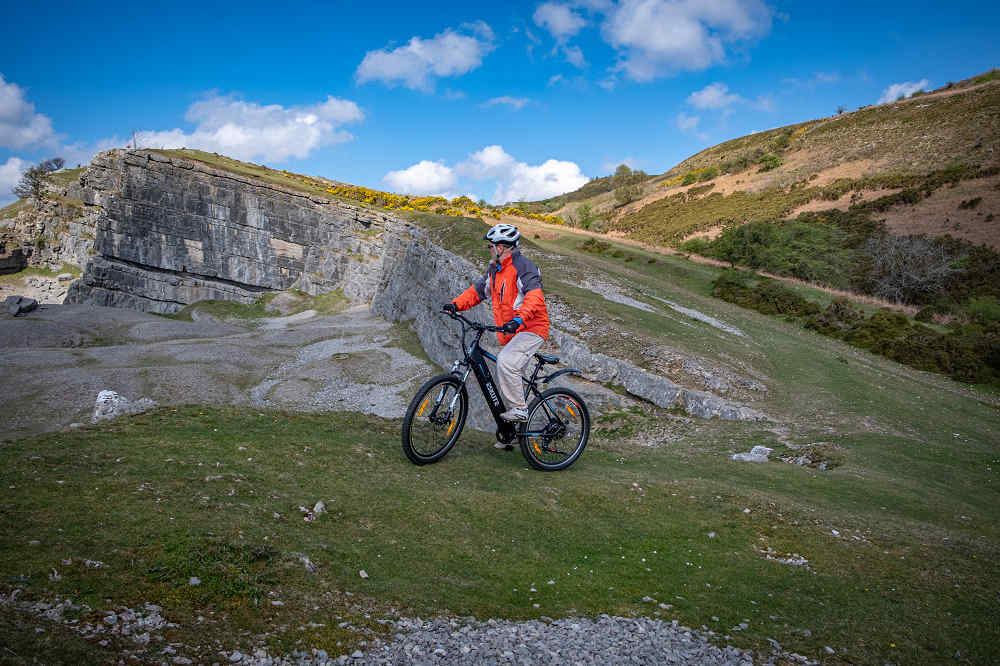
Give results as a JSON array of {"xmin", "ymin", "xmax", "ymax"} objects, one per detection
[{"xmin": 529, "ymin": 356, "xmax": 543, "ymax": 385}]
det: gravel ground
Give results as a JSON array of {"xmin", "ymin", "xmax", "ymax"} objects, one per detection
[{"xmin": 3, "ymin": 589, "xmax": 819, "ymax": 665}]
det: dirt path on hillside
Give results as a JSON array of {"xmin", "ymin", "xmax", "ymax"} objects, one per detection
[{"xmin": 507, "ymin": 215, "xmax": 919, "ymax": 314}]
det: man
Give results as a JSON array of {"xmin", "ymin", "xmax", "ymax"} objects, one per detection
[{"xmin": 443, "ymin": 223, "xmax": 549, "ymax": 424}]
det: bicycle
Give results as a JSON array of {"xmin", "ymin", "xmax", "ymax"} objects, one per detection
[{"xmin": 401, "ymin": 310, "xmax": 591, "ymax": 471}]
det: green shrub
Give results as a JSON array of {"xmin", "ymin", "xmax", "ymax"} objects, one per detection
[
  {"xmin": 580, "ymin": 238, "xmax": 611, "ymax": 253},
  {"xmin": 701, "ymin": 220, "xmax": 860, "ymax": 288},
  {"xmin": 680, "ymin": 237, "xmax": 711, "ymax": 255},
  {"xmin": 699, "ymin": 166, "xmax": 720, "ymax": 182},
  {"xmin": 958, "ymin": 197, "xmax": 982, "ymax": 210},
  {"xmin": 805, "ymin": 298, "xmax": 865, "ymax": 335},
  {"xmin": 758, "ymin": 154, "xmax": 782, "ymax": 172},
  {"xmin": 712, "ymin": 271, "xmax": 821, "ymax": 316},
  {"xmin": 966, "ymin": 296, "xmax": 1000, "ymax": 325},
  {"xmin": 681, "ymin": 171, "xmax": 699, "ymax": 185}
]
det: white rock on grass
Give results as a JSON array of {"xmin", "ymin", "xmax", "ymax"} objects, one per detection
[
  {"xmin": 92, "ymin": 390, "xmax": 158, "ymax": 423},
  {"xmin": 732, "ymin": 445, "xmax": 773, "ymax": 462}
]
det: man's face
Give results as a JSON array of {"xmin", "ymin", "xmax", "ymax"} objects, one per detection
[{"xmin": 488, "ymin": 242, "xmax": 510, "ymax": 260}]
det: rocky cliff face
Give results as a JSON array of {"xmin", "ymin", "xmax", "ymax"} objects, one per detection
[{"xmin": 67, "ymin": 150, "xmax": 407, "ymax": 313}]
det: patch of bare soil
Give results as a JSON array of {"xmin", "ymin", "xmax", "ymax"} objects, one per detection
[
  {"xmin": 680, "ymin": 225, "xmax": 726, "ymax": 244},
  {"xmin": 805, "ymin": 158, "xmax": 881, "ymax": 186},
  {"xmin": 879, "ymin": 176, "xmax": 1000, "ymax": 249},
  {"xmin": 785, "ymin": 188, "xmax": 904, "ymax": 216}
]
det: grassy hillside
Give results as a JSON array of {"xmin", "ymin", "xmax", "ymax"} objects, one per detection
[
  {"xmin": 3, "ymin": 223, "xmax": 999, "ymax": 664},
  {"xmin": 523, "ymin": 72, "xmax": 999, "ymax": 251}
]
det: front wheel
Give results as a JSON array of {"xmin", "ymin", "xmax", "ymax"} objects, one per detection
[
  {"xmin": 520, "ymin": 387, "xmax": 590, "ymax": 471},
  {"xmin": 402, "ymin": 375, "xmax": 468, "ymax": 465}
]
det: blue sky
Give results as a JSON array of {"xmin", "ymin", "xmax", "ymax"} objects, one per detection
[{"xmin": 2, "ymin": 0, "xmax": 998, "ymax": 206}]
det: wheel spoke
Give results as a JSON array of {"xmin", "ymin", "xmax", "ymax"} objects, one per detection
[
  {"xmin": 520, "ymin": 388, "xmax": 589, "ymax": 471},
  {"xmin": 402, "ymin": 376, "xmax": 467, "ymax": 465}
]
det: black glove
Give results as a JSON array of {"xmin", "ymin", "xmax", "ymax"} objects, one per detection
[
  {"xmin": 501, "ymin": 317, "xmax": 523, "ymax": 334},
  {"xmin": 442, "ymin": 303, "xmax": 458, "ymax": 314}
]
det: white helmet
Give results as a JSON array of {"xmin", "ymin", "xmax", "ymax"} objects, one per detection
[{"xmin": 484, "ymin": 223, "xmax": 520, "ymax": 246}]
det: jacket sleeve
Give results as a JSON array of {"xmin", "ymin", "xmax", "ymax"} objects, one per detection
[
  {"xmin": 515, "ymin": 287, "xmax": 546, "ymax": 322},
  {"xmin": 453, "ymin": 274, "xmax": 487, "ymax": 311}
]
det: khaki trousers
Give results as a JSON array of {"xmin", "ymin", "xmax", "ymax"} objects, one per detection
[{"xmin": 496, "ymin": 331, "xmax": 545, "ymax": 411}]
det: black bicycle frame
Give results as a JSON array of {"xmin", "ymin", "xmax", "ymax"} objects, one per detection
[{"xmin": 447, "ymin": 311, "xmax": 582, "ymax": 446}]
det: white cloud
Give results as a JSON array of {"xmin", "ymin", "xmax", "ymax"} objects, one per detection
[
  {"xmin": 460, "ymin": 145, "xmax": 587, "ymax": 202},
  {"xmin": 496, "ymin": 157, "xmax": 589, "ymax": 203},
  {"xmin": 877, "ymin": 79, "xmax": 930, "ymax": 105},
  {"xmin": 601, "ymin": 0, "xmax": 773, "ymax": 81},
  {"xmin": 134, "ymin": 94, "xmax": 363, "ymax": 163},
  {"xmin": 356, "ymin": 22, "xmax": 496, "ymax": 91},
  {"xmin": 676, "ymin": 112, "xmax": 701, "ymax": 131},
  {"xmin": 0, "ymin": 156, "xmax": 27, "ymax": 204},
  {"xmin": 385, "ymin": 145, "xmax": 588, "ymax": 204},
  {"xmin": 460, "ymin": 145, "xmax": 518, "ymax": 180},
  {"xmin": 383, "ymin": 160, "xmax": 457, "ymax": 194},
  {"xmin": 482, "ymin": 96, "xmax": 532, "ymax": 110},
  {"xmin": 534, "ymin": 3, "xmax": 587, "ymax": 41},
  {"xmin": 563, "ymin": 44, "xmax": 587, "ymax": 67},
  {"xmin": 0, "ymin": 74, "xmax": 57, "ymax": 149},
  {"xmin": 752, "ymin": 94, "xmax": 776, "ymax": 111},
  {"xmin": 687, "ymin": 82, "xmax": 743, "ymax": 109}
]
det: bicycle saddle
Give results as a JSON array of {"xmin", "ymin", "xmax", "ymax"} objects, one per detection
[{"xmin": 534, "ymin": 353, "xmax": 560, "ymax": 365}]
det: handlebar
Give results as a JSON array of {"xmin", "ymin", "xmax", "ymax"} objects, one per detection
[{"xmin": 443, "ymin": 309, "xmax": 503, "ymax": 333}]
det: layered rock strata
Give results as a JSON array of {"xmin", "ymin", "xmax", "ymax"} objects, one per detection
[{"xmin": 67, "ymin": 150, "xmax": 401, "ymax": 313}]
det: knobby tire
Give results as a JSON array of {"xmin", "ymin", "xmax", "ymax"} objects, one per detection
[{"xmin": 402, "ymin": 374, "xmax": 468, "ymax": 465}]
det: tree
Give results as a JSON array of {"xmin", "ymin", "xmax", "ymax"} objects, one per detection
[
  {"xmin": 860, "ymin": 234, "xmax": 959, "ymax": 304},
  {"xmin": 612, "ymin": 164, "xmax": 646, "ymax": 206},
  {"xmin": 576, "ymin": 203, "xmax": 596, "ymax": 230},
  {"xmin": 12, "ymin": 158, "xmax": 64, "ymax": 203}
]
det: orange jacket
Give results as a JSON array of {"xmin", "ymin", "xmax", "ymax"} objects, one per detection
[{"xmin": 452, "ymin": 249, "xmax": 550, "ymax": 345}]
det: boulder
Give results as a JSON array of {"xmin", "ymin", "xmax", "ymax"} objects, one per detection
[
  {"xmin": 5, "ymin": 295, "xmax": 38, "ymax": 316},
  {"xmin": 92, "ymin": 390, "xmax": 158, "ymax": 423},
  {"xmin": 732, "ymin": 445, "xmax": 773, "ymax": 462}
]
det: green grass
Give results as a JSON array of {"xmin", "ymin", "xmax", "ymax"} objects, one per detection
[
  {"xmin": 0, "ymin": 198, "xmax": 30, "ymax": 219},
  {"xmin": 47, "ymin": 167, "xmax": 86, "ymax": 188},
  {"xmin": 149, "ymin": 149, "xmax": 344, "ymax": 202},
  {"xmin": 1, "ymin": 402, "xmax": 997, "ymax": 664},
  {"xmin": 0, "ymin": 263, "xmax": 82, "ymax": 284}
]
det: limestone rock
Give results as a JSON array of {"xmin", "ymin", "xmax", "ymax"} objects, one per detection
[
  {"xmin": 92, "ymin": 390, "xmax": 158, "ymax": 423},
  {"xmin": 732, "ymin": 445, "xmax": 773, "ymax": 462},
  {"xmin": 5, "ymin": 295, "xmax": 38, "ymax": 316},
  {"xmin": 68, "ymin": 149, "xmax": 396, "ymax": 313}
]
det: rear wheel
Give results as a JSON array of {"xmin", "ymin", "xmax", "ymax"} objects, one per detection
[
  {"xmin": 402, "ymin": 375, "xmax": 468, "ymax": 465},
  {"xmin": 519, "ymin": 387, "xmax": 590, "ymax": 471}
]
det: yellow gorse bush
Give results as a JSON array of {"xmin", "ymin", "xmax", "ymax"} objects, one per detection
[{"xmin": 313, "ymin": 180, "xmax": 565, "ymax": 225}]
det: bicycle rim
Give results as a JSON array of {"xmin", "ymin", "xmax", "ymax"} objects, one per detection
[
  {"xmin": 403, "ymin": 377, "xmax": 466, "ymax": 464},
  {"xmin": 521, "ymin": 389, "xmax": 589, "ymax": 471}
]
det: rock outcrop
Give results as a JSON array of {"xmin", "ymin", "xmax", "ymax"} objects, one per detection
[{"xmin": 67, "ymin": 150, "xmax": 407, "ymax": 313}]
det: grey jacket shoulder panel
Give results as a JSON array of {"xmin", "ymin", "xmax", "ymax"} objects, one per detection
[{"xmin": 511, "ymin": 251, "xmax": 542, "ymax": 292}]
